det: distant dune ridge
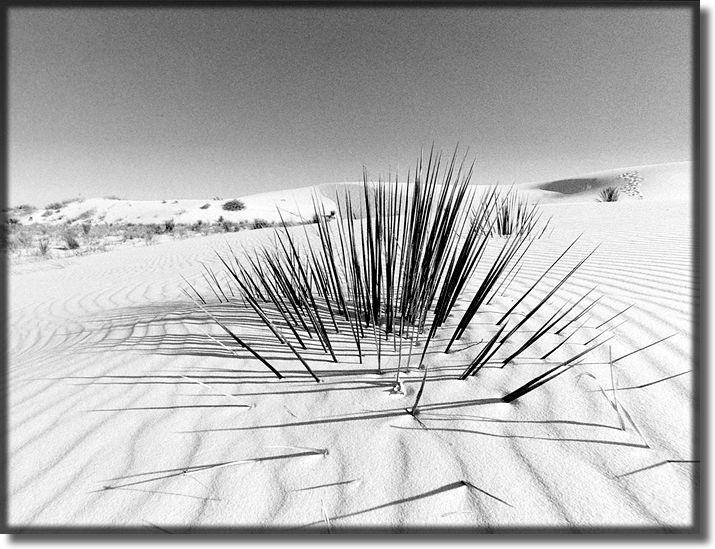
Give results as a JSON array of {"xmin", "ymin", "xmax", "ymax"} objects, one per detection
[
  {"xmin": 11, "ymin": 187, "xmax": 339, "ymax": 227},
  {"xmin": 7, "ymin": 160, "xmax": 695, "ymax": 530},
  {"xmin": 9, "ymin": 161, "xmax": 691, "ymax": 228}
]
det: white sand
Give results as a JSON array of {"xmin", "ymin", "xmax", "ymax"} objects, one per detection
[{"xmin": 8, "ymin": 163, "xmax": 695, "ymax": 531}]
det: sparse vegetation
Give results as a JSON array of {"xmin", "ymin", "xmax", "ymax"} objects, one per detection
[
  {"xmin": 200, "ymin": 203, "xmax": 210, "ymax": 209},
  {"xmin": 46, "ymin": 198, "xmax": 80, "ymax": 210}
]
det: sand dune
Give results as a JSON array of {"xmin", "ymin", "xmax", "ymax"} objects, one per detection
[
  {"xmin": 12, "ymin": 186, "xmax": 338, "ymax": 227},
  {"xmin": 8, "ymin": 164, "xmax": 694, "ymax": 531},
  {"xmin": 518, "ymin": 161, "xmax": 691, "ymax": 203}
]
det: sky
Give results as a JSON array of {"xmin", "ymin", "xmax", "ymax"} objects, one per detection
[{"xmin": 8, "ymin": 6, "xmax": 693, "ymax": 206}]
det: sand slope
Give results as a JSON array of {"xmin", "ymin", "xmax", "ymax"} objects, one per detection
[{"xmin": 8, "ymin": 166, "xmax": 695, "ymax": 531}]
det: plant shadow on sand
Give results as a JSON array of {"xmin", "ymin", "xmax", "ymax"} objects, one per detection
[{"xmin": 53, "ymin": 299, "xmax": 652, "ymax": 453}]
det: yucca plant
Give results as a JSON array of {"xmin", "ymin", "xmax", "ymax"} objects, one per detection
[
  {"xmin": 38, "ymin": 237, "xmax": 50, "ymax": 256},
  {"xmin": 490, "ymin": 190, "xmax": 544, "ymax": 237},
  {"xmin": 180, "ymin": 147, "xmax": 654, "ymax": 417},
  {"xmin": 598, "ymin": 186, "xmax": 620, "ymax": 202}
]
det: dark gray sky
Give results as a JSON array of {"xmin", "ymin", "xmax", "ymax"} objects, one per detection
[{"xmin": 9, "ymin": 6, "xmax": 693, "ymax": 205}]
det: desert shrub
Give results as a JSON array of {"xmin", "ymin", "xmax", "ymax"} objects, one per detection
[
  {"xmin": 6, "ymin": 217, "xmax": 19, "ymax": 225},
  {"xmin": 38, "ymin": 237, "xmax": 50, "ymax": 256},
  {"xmin": 598, "ymin": 186, "xmax": 620, "ymax": 202},
  {"xmin": 252, "ymin": 218, "xmax": 269, "ymax": 230},
  {"xmin": 222, "ymin": 199, "xmax": 246, "ymax": 211},
  {"xmin": 62, "ymin": 229, "xmax": 80, "ymax": 250},
  {"xmin": 173, "ymin": 224, "xmax": 189, "ymax": 239},
  {"xmin": 146, "ymin": 223, "xmax": 163, "ymax": 235},
  {"xmin": 15, "ymin": 229, "xmax": 31, "ymax": 248},
  {"xmin": 164, "ymin": 218, "xmax": 175, "ymax": 233},
  {"xmin": 200, "ymin": 203, "xmax": 210, "ymax": 209},
  {"xmin": 2, "ymin": 225, "xmax": 30, "ymax": 251},
  {"xmin": 81, "ymin": 222, "xmax": 92, "ymax": 236},
  {"xmin": 220, "ymin": 219, "xmax": 241, "ymax": 232}
]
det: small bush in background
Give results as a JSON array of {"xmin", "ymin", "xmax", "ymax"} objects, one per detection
[
  {"xmin": 200, "ymin": 203, "xmax": 210, "ymax": 209},
  {"xmin": 220, "ymin": 219, "xmax": 239, "ymax": 232},
  {"xmin": 146, "ymin": 223, "xmax": 163, "ymax": 235},
  {"xmin": 598, "ymin": 186, "xmax": 620, "ymax": 202},
  {"xmin": 62, "ymin": 230, "xmax": 80, "ymax": 250},
  {"xmin": 45, "ymin": 202, "xmax": 63, "ymax": 210},
  {"xmin": 164, "ymin": 219, "xmax": 175, "ymax": 233},
  {"xmin": 81, "ymin": 222, "xmax": 92, "ymax": 236},
  {"xmin": 252, "ymin": 218, "xmax": 269, "ymax": 230},
  {"xmin": 173, "ymin": 224, "xmax": 189, "ymax": 239},
  {"xmin": 222, "ymin": 199, "xmax": 246, "ymax": 211},
  {"xmin": 38, "ymin": 237, "xmax": 50, "ymax": 256}
]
